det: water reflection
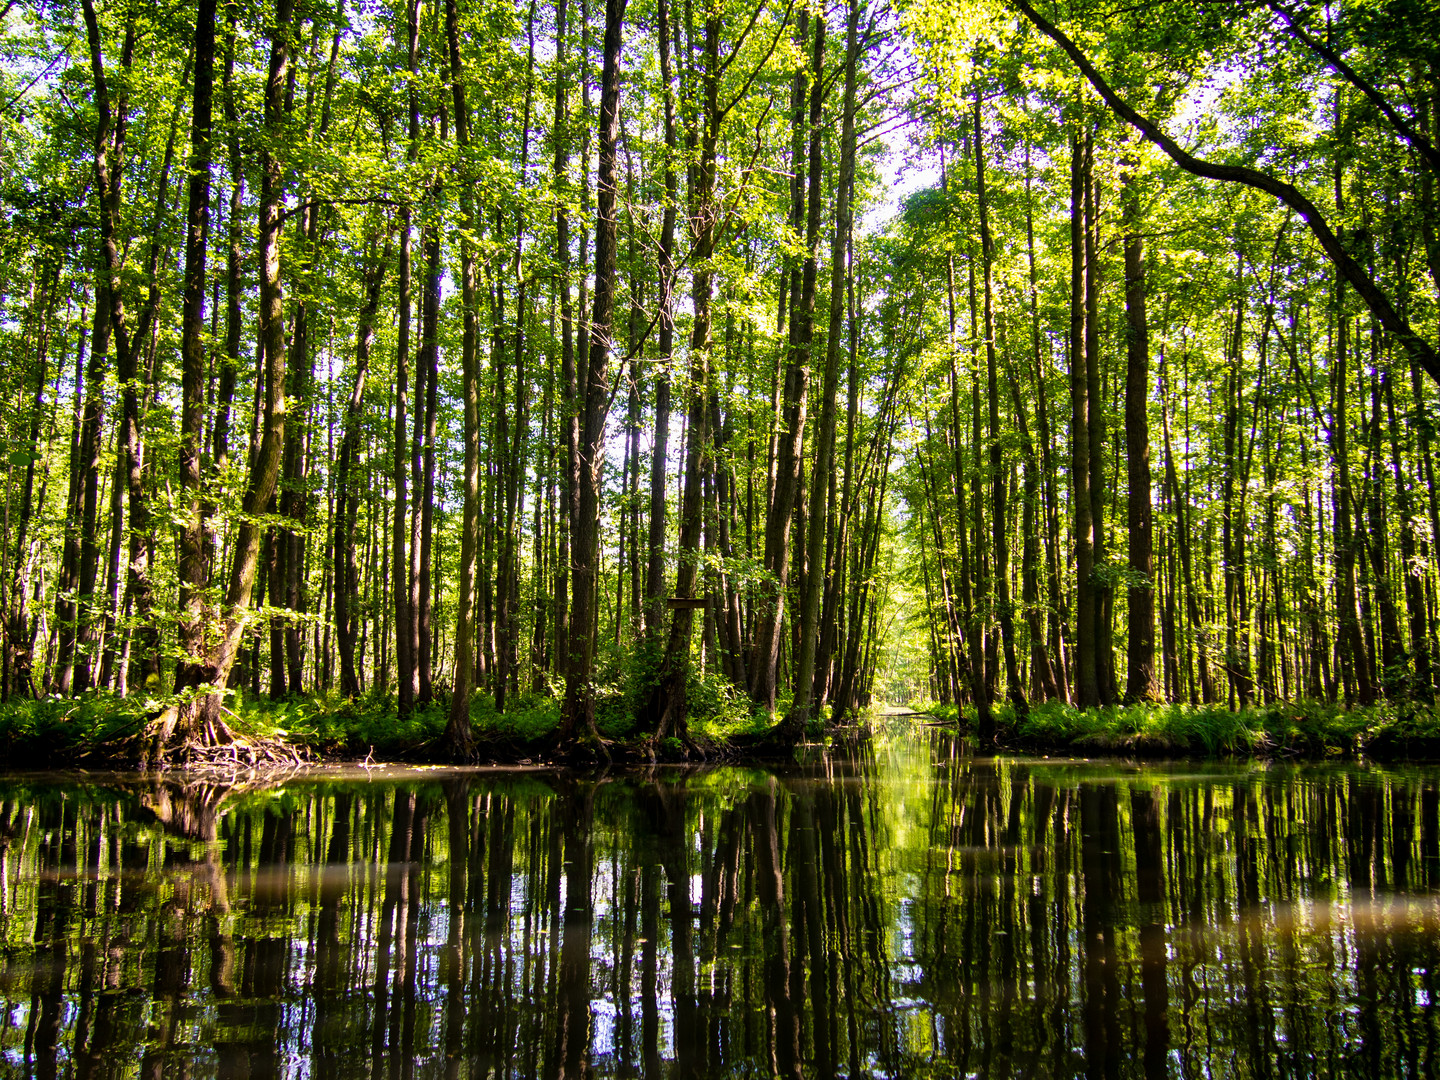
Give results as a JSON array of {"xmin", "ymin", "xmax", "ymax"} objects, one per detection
[{"xmin": 0, "ymin": 737, "xmax": 1437, "ymax": 1078}]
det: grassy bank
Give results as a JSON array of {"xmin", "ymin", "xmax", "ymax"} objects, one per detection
[{"xmin": 912, "ymin": 698, "xmax": 1440, "ymax": 761}]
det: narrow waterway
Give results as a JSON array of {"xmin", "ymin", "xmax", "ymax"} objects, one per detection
[{"xmin": 0, "ymin": 729, "xmax": 1436, "ymax": 1077}]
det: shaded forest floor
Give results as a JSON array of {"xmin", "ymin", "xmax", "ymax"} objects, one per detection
[{"xmin": 4, "ymin": 687, "xmax": 1440, "ymax": 770}]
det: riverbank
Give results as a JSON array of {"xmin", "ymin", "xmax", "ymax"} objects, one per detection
[
  {"xmin": 0, "ymin": 684, "xmax": 789, "ymax": 770},
  {"xmin": 915, "ymin": 698, "xmax": 1440, "ymax": 762},
  {"xmin": 4, "ymin": 688, "xmax": 1440, "ymax": 770}
]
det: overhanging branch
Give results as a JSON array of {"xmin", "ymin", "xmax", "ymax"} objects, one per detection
[{"xmin": 1009, "ymin": 0, "xmax": 1440, "ymax": 388}]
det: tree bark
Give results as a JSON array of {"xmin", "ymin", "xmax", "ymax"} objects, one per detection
[
  {"xmin": 560, "ymin": 0, "xmax": 628, "ymax": 744},
  {"xmin": 1122, "ymin": 168, "xmax": 1158, "ymax": 702},
  {"xmin": 151, "ymin": 0, "xmax": 295, "ymax": 755},
  {"xmin": 173, "ymin": 0, "xmax": 219, "ymax": 710},
  {"xmin": 751, "ymin": 6, "xmax": 822, "ymax": 712},
  {"xmin": 790, "ymin": 0, "xmax": 858, "ymax": 731},
  {"xmin": 1070, "ymin": 124, "xmax": 1100, "ymax": 708},
  {"xmin": 444, "ymin": 0, "xmax": 479, "ymax": 759}
]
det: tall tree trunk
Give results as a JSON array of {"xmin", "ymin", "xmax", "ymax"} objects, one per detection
[
  {"xmin": 1365, "ymin": 362, "xmax": 1403, "ymax": 693},
  {"xmin": 84, "ymin": 0, "xmax": 167, "ymax": 692},
  {"xmin": 174, "ymin": 0, "xmax": 219, "ymax": 709},
  {"xmin": 553, "ymin": 0, "xmax": 577, "ymax": 678},
  {"xmin": 642, "ymin": 0, "xmax": 676, "ymax": 641},
  {"xmin": 1025, "ymin": 141, "xmax": 1068, "ymax": 701},
  {"xmin": 416, "ymin": 220, "xmax": 441, "ymax": 706},
  {"xmin": 74, "ymin": 3, "xmax": 134, "ymax": 695},
  {"xmin": 976, "ymin": 90, "xmax": 1027, "ymax": 717},
  {"xmin": 393, "ymin": 0, "xmax": 420, "ymax": 718},
  {"xmin": 1083, "ymin": 127, "xmax": 1115, "ymax": 705},
  {"xmin": 646, "ymin": 1, "xmax": 719, "ymax": 742},
  {"xmin": 1070, "ymin": 124, "xmax": 1100, "ymax": 708},
  {"xmin": 751, "ymin": 6, "xmax": 822, "ymax": 712},
  {"xmin": 790, "ymin": 0, "xmax": 858, "ymax": 731},
  {"xmin": 52, "ymin": 306, "xmax": 87, "ymax": 694},
  {"xmin": 1122, "ymin": 168, "xmax": 1158, "ymax": 702},
  {"xmin": 152, "ymin": 0, "xmax": 295, "ymax": 754},
  {"xmin": 1385, "ymin": 370, "xmax": 1432, "ymax": 697},
  {"xmin": 560, "ymin": 0, "xmax": 627, "ymax": 743},
  {"xmin": 444, "ymin": 0, "xmax": 479, "ymax": 759},
  {"xmin": 334, "ymin": 232, "xmax": 388, "ymax": 699},
  {"xmin": 1332, "ymin": 300, "xmax": 1375, "ymax": 704}
]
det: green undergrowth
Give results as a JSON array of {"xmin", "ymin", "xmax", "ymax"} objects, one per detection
[
  {"xmin": 910, "ymin": 697, "xmax": 1440, "ymax": 759},
  {"xmin": 14, "ymin": 681, "xmax": 1428, "ymax": 769},
  {"xmin": 0, "ymin": 692, "xmax": 153, "ymax": 765},
  {"xmin": 0, "ymin": 659, "xmax": 782, "ymax": 767}
]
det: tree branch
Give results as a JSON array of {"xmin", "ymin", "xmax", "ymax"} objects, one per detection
[
  {"xmin": 1265, "ymin": 0, "xmax": 1440, "ymax": 175},
  {"xmin": 1008, "ymin": 0, "xmax": 1440, "ymax": 388}
]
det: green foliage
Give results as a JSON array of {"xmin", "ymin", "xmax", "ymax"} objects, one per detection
[
  {"xmin": 686, "ymin": 665, "xmax": 767, "ymax": 739},
  {"xmin": 470, "ymin": 692, "xmax": 563, "ymax": 744},
  {"xmin": 227, "ymin": 689, "xmax": 448, "ymax": 755}
]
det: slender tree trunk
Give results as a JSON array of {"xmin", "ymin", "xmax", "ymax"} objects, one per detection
[
  {"xmin": 174, "ymin": 0, "xmax": 218, "ymax": 709},
  {"xmin": 334, "ymin": 233, "xmax": 388, "ymax": 698},
  {"xmin": 1070, "ymin": 125, "xmax": 1100, "ymax": 708},
  {"xmin": 553, "ymin": 0, "xmax": 577, "ymax": 678},
  {"xmin": 790, "ymin": 0, "xmax": 858, "ymax": 731},
  {"xmin": 643, "ymin": 0, "xmax": 676, "ymax": 641},
  {"xmin": 52, "ymin": 307, "xmax": 87, "ymax": 694},
  {"xmin": 1082, "ymin": 127, "xmax": 1115, "ymax": 705},
  {"xmin": 975, "ymin": 91, "xmax": 1027, "ymax": 717},
  {"xmin": 151, "ymin": 0, "xmax": 294, "ymax": 753},
  {"xmin": 751, "ymin": 6, "xmax": 822, "ymax": 712},
  {"xmin": 1385, "ymin": 370, "xmax": 1432, "ymax": 697},
  {"xmin": 1365, "ymin": 363, "xmax": 1403, "ymax": 692},
  {"xmin": 560, "ymin": 0, "xmax": 627, "ymax": 743},
  {"xmin": 393, "ymin": 0, "xmax": 420, "ymax": 717},
  {"xmin": 1122, "ymin": 167, "xmax": 1158, "ymax": 702},
  {"xmin": 74, "ymin": 3, "xmax": 134, "ymax": 695},
  {"xmin": 443, "ymin": 0, "xmax": 480, "ymax": 758}
]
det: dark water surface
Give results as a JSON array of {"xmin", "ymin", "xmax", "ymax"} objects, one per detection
[{"xmin": 1, "ymin": 731, "xmax": 1438, "ymax": 1078}]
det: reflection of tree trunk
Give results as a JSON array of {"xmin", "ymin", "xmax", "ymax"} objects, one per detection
[
  {"xmin": 246, "ymin": 808, "xmax": 295, "ymax": 1079},
  {"xmin": 370, "ymin": 792, "xmax": 415, "ymax": 1073},
  {"xmin": 311, "ymin": 793, "xmax": 354, "ymax": 1080},
  {"xmin": 140, "ymin": 841, "xmax": 191, "ymax": 1080},
  {"xmin": 657, "ymin": 784, "xmax": 699, "ymax": 1074},
  {"xmin": 1131, "ymin": 789, "xmax": 1169, "ymax": 1078},
  {"xmin": 397, "ymin": 800, "xmax": 428, "ymax": 1080},
  {"xmin": 480, "ymin": 788, "xmax": 516, "ymax": 1059},
  {"xmin": 791, "ymin": 791, "xmax": 831, "ymax": 1075},
  {"xmin": 553, "ymin": 781, "xmax": 594, "ymax": 1079},
  {"xmin": 29, "ymin": 804, "xmax": 72, "ymax": 1080},
  {"xmin": 1080, "ymin": 785, "xmax": 1120, "ymax": 1080},
  {"xmin": 750, "ymin": 780, "xmax": 801, "ymax": 1079},
  {"xmin": 640, "ymin": 860, "xmax": 662, "ymax": 1078},
  {"xmin": 443, "ymin": 781, "xmax": 469, "ymax": 1080}
]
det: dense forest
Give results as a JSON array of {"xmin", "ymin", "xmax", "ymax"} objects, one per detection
[{"xmin": 0, "ymin": 0, "xmax": 1436, "ymax": 758}]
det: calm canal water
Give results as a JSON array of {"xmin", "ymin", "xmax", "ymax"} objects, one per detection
[{"xmin": 0, "ymin": 731, "xmax": 1437, "ymax": 1078}]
